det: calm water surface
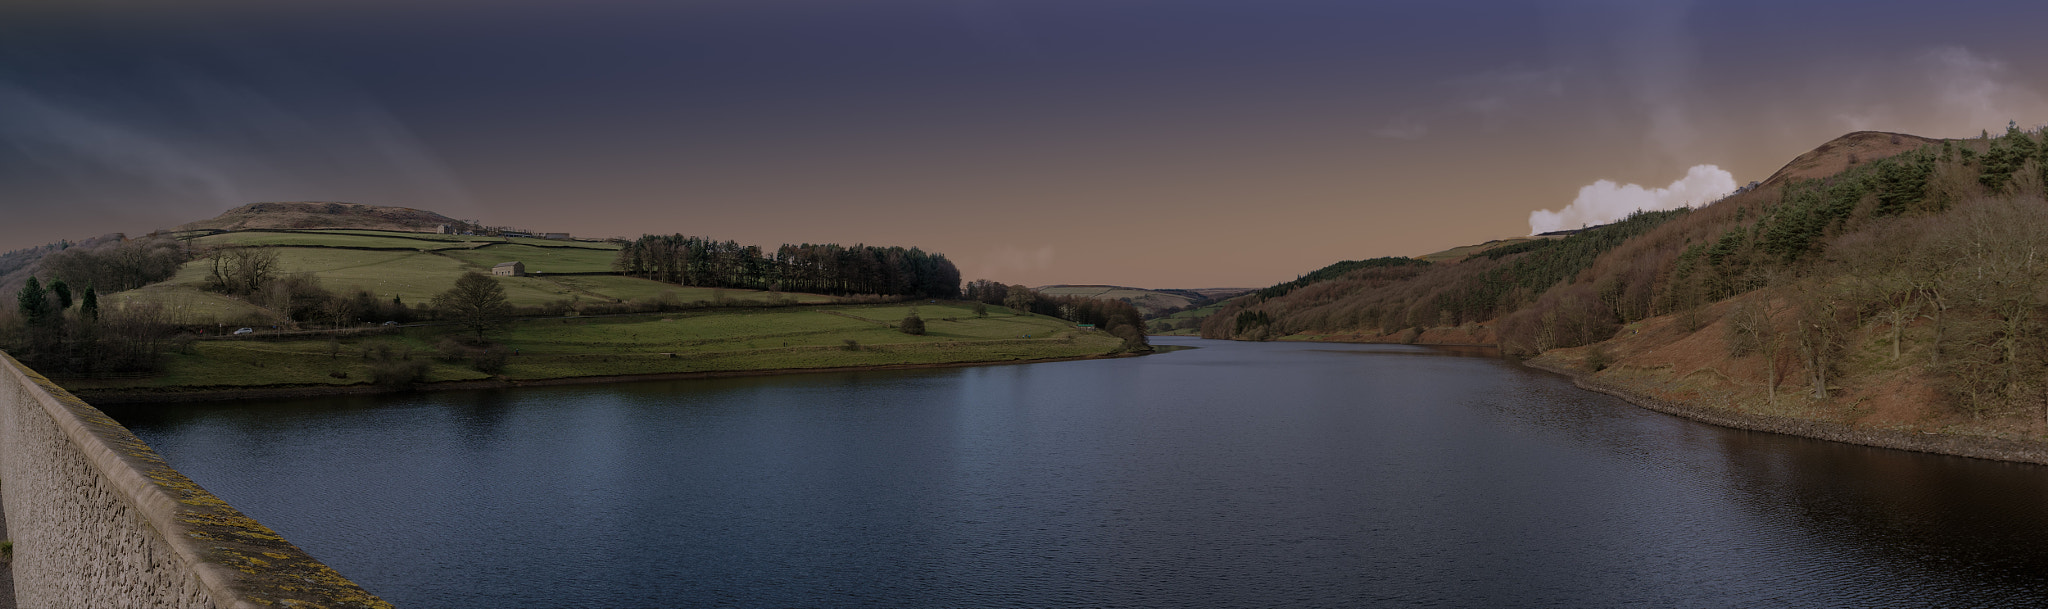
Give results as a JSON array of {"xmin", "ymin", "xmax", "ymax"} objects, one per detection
[{"xmin": 107, "ymin": 338, "xmax": 2048, "ymax": 607}]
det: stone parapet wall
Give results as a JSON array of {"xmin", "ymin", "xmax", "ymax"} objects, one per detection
[{"xmin": 0, "ymin": 353, "xmax": 389, "ymax": 608}]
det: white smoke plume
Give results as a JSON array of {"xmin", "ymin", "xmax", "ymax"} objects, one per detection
[{"xmin": 1528, "ymin": 165, "xmax": 1735, "ymax": 235}]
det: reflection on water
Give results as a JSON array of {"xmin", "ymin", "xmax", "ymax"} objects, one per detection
[{"xmin": 108, "ymin": 338, "xmax": 2048, "ymax": 608}]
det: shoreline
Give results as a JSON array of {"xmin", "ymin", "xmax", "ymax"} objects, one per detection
[
  {"xmin": 1521, "ymin": 359, "xmax": 2048, "ymax": 467},
  {"xmin": 75, "ymin": 351, "xmax": 1145, "ymax": 405}
]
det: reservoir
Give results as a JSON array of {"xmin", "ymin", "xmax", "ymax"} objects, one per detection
[{"xmin": 107, "ymin": 337, "xmax": 2048, "ymax": 607}]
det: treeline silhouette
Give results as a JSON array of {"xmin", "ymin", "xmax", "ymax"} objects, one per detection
[{"xmin": 614, "ymin": 236, "xmax": 960, "ymax": 299}]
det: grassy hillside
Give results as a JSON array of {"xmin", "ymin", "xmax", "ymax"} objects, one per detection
[
  {"xmin": 438, "ymin": 243, "xmax": 619, "ymax": 274},
  {"xmin": 10, "ymin": 208, "xmax": 1119, "ymax": 395},
  {"xmin": 110, "ymin": 233, "xmax": 805, "ymax": 326},
  {"xmin": 61, "ymin": 303, "xmax": 1120, "ymax": 397},
  {"xmin": 1151, "ymin": 301, "xmax": 1225, "ymax": 335},
  {"xmin": 1035, "ymin": 285, "xmax": 1201, "ymax": 316}
]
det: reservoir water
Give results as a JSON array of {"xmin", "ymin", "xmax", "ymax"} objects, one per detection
[{"xmin": 106, "ymin": 337, "xmax": 2048, "ymax": 607}]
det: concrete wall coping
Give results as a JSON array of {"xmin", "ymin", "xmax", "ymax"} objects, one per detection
[{"xmin": 1, "ymin": 354, "xmax": 390, "ymax": 608}]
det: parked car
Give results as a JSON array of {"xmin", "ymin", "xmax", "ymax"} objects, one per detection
[
  {"xmin": 232, "ymin": 327, "xmax": 254, "ymax": 335},
  {"xmin": 381, "ymin": 321, "xmax": 398, "ymax": 326}
]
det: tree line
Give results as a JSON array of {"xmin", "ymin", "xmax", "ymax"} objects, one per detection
[
  {"xmin": 0, "ymin": 234, "xmax": 199, "ymax": 375},
  {"xmin": 613, "ymin": 236, "xmax": 961, "ymax": 299},
  {"xmin": 960, "ymin": 279, "xmax": 1149, "ymax": 351},
  {"xmin": 5, "ymin": 276, "xmax": 175, "ymax": 375}
]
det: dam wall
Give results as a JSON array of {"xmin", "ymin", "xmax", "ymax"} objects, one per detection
[{"xmin": 0, "ymin": 353, "xmax": 388, "ymax": 608}]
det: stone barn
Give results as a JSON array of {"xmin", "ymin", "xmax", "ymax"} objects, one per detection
[{"xmin": 492, "ymin": 261, "xmax": 525, "ymax": 277}]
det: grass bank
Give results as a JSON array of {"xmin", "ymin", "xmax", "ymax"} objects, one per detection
[{"xmin": 64, "ymin": 303, "xmax": 1131, "ymax": 402}]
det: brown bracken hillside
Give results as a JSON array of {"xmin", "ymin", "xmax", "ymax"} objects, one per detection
[
  {"xmin": 1756, "ymin": 130, "xmax": 1942, "ymax": 189},
  {"xmin": 1207, "ymin": 125, "xmax": 2048, "ymax": 461}
]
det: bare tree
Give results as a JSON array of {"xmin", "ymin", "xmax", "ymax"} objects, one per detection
[
  {"xmin": 1726, "ymin": 294, "xmax": 1785, "ymax": 404},
  {"xmin": 1928, "ymin": 197, "xmax": 2048, "ymax": 418},
  {"xmin": 207, "ymin": 247, "xmax": 281, "ymax": 295},
  {"xmin": 1791, "ymin": 280, "xmax": 1848, "ymax": 400},
  {"xmin": 434, "ymin": 272, "xmax": 512, "ymax": 342}
]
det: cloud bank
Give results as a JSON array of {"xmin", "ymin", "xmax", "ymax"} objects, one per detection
[{"xmin": 1529, "ymin": 165, "xmax": 1735, "ymax": 235}]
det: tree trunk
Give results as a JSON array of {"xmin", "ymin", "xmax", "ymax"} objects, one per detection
[
  {"xmin": 1765, "ymin": 345, "xmax": 1777, "ymax": 405},
  {"xmin": 1889, "ymin": 307, "xmax": 1904, "ymax": 361}
]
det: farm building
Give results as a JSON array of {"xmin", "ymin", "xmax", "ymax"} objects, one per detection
[
  {"xmin": 492, "ymin": 261, "xmax": 525, "ymax": 277},
  {"xmin": 543, "ymin": 232, "xmax": 570, "ymax": 240}
]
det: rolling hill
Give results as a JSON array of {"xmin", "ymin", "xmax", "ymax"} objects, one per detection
[
  {"xmin": 176, "ymin": 201, "xmax": 463, "ymax": 233},
  {"xmin": 1754, "ymin": 130, "xmax": 1942, "ymax": 190},
  {"xmin": 1034, "ymin": 284, "xmax": 1251, "ymax": 318}
]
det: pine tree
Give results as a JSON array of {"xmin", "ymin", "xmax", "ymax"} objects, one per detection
[
  {"xmin": 16, "ymin": 277, "xmax": 48, "ymax": 326},
  {"xmin": 48, "ymin": 278, "xmax": 71, "ymax": 310},
  {"xmin": 80, "ymin": 287, "xmax": 99, "ymax": 322}
]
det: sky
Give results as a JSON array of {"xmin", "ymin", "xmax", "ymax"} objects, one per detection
[{"xmin": 6, "ymin": 0, "xmax": 2048, "ymax": 289}]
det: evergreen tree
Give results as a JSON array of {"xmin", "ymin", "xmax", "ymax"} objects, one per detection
[
  {"xmin": 80, "ymin": 287, "xmax": 99, "ymax": 322},
  {"xmin": 48, "ymin": 278, "xmax": 71, "ymax": 310},
  {"xmin": 16, "ymin": 277, "xmax": 48, "ymax": 326}
]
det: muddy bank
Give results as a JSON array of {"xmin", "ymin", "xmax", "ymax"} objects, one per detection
[{"xmin": 1524, "ymin": 359, "xmax": 2048, "ymax": 467}]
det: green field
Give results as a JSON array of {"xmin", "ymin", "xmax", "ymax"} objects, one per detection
[
  {"xmin": 269, "ymin": 249, "xmax": 580, "ymax": 306},
  {"xmin": 1150, "ymin": 301, "xmax": 1226, "ymax": 335},
  {"xmin": 110, "ymin": 244, "xmax": 839, "ymax": 324},
  {"xmin": 438, "ymin": 244, "xmax": 620, "ymax": 274},
  {"xmin": 502, "ymin": 236, "xmax": 618, "ymax": 249},
  {"xmin": 547, "ymin": 275, "xmax": 835, "ymax": 305},
  {"xmin": 303, "ymin": 229, "xmax": 472, "ymax": 241},
  {"xmin": 104, "ymin": 283, "xmax": 276, "ymax": 325},
  {"xmin": 62, "ymin": 304, "xmax": 1120, "ymax": 393}
]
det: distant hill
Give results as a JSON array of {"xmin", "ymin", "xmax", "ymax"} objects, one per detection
[
  {"xmin": 1756, "ymin": 130, "xmax": 1941, "ymax": 190},
  {"xmin": 176, "ymin": 202, "xmax": 461, "ymax": 233},
  {"xmin": 1414, "ymin": 236, "xmax": 1555, "ymax": 263},
  {"xmin": 1034, "ymin": 285, "xmax": 1249, "ymax": 317}
]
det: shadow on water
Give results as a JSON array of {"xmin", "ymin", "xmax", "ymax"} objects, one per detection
[{"xmin": 1712, "ymin": 430, "xmax": 2048, "ymax": 600}]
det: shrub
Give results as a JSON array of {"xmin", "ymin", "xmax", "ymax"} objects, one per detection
[
  {"xmin": 435, "ymin": 337, "xmax": 469, "ymax": 362},
  {"xmin": 1585, "ymin": 345, "xmax": 1614, "ymax": 372},
  {"xmin": 473, "ymin": 346, "xmax": 509, "ymax": 374},
  {"xmin": 369, "ymin": 359, "xmax": 429, "ymax": 386},
  {"xmin": 900, "ymin": 312, "xmax": 925, "ymax": 335}
]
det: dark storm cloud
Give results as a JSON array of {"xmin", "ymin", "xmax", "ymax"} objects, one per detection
[{"xmin": 0, "ymin": 12, "xmax": 472, "ymax": 241}]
